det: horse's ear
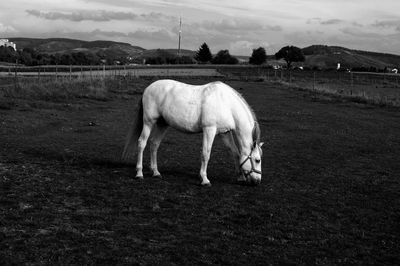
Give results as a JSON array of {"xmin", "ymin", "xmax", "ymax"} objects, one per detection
[{"xmin": 259, "ymin": 142, "xmax": 264, "ymax": 148}]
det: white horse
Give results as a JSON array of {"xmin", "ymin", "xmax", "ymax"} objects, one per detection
[{"xmin": 122, "ymin": 79, "xmax": 263, "ymax": 186}]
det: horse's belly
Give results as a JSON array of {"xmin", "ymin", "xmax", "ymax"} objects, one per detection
[{"xmin": 161, "ymin": 102, "xmax": 202, "ymax": 133}]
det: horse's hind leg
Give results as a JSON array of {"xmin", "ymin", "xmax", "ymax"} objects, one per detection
[
  {"xmin": 200, "ymin": 126, "xmax": 217, "ymax": 186},
  {"xmin": 135, "ymin": 121, "xmax": 154, "ymax": 179},
  {"xmin": 149, "ymin": 121, "xmax": 168, "ymax": 178}
]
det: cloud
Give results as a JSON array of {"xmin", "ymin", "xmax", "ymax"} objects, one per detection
[
  {"xmin": 230, "ymin": 40, "xmax": 255, "ymax": 50},
  {"xmin": 127, "ymin": 29, "xmax": 178, "ymax": 48},
  {"xmin": 306, "ymin": 18, "xmax": 321, "ymax": 24},
  {"xmin": 352, "ymin": 22, "xmax": 364, "ymax": 27},
  {"xmin": 25, "ymin": 9, "xmax": 175, "ymax": 22},
  {"xmin": 189, "ymin": 18, "xmax": 281, "ymax": 33},
  {"xmin": 200, "ymin": 18, "xmax": 264, "ymax": 32},
  {"xmin": 307, "ymin": 18, "xmax": 344, "ymax": 25},
  {"xmin": 371, "ymin": 20, "xmax": 400, "ymax": 30},
  {"xmin": 0, "ymin": 23, "xmax": 17, "ymax": 33},
  {"xmin": 320, "ymin": 19, "xmax": 344, "ymax": 25},
  {"xmin": 266, "ymin": 25, "xmax": 282, "ymax": 31},
  {"xmin": 128, "ymin": 29, "xmax": 175, "ymax": 41},
  {"xmin": 340, "ymin": 27, "xmax": 383, "ymax": 39}
]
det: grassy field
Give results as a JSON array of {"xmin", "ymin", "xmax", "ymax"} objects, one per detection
[
  {"xmin": 278, "ymin": 70, "xmax": 400, "ymax": 107},
  {"xmin": 1, "ymin": 77, "xmax": 399, "ymax": 265},
  {"xmin": 3, "ymin": 65, "xmax": 399, "ymax": 107}
]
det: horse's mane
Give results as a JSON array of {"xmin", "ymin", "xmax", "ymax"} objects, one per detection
[{"xmin": 227, "ymin": 85, "xmax": 260, "ymax": 145}]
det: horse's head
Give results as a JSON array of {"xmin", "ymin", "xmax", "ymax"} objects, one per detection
[{"xmin": 239, "ymin": 142, "xmax": 264, "ymax": 185}]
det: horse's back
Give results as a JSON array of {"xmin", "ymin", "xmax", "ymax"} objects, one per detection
[{"xmin": 142, "ymin": 80, "xmax": 236, "ymax": 133}]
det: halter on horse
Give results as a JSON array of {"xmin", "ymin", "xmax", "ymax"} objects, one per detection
[
  {"xmin": 122, "ymin": 79, "xmax": 263, "ymax": 186},
  {"xmin": 240, "ymin": 143, "xmax": 263, "ymax": 185}
]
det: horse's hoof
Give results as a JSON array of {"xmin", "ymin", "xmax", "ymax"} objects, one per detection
[
  {"xmin": 134, "ymin": 175, "xmax": 144, "ymax": 180},
  {"xmin": 200, "ymin": 182, "xmax": 211, "ymax": 187},
  {"xmin": 153, "ymin": 174, "xmax": 162, "ymax": 179}
]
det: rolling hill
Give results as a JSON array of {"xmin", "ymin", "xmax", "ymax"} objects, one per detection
[
  {"xmin": 301, "ymin": 45, "xmax": 400, "ymax": 69},
  {"xmin": 9, "ymin": 37, "xmax": 145, "ymax": 59},
  {"xmin": 141, "ymin": 48, "xmax": 196, "ymax": 58}
]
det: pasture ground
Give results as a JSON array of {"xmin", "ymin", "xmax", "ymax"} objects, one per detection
[{"xmin": 1, "ymin": 78, "xmax": 399, "ymax": 265}]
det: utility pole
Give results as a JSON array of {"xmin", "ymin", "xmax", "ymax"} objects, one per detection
[{"xmin": 177, "ymin": 16, "xmax": 182, "ymax": 63}]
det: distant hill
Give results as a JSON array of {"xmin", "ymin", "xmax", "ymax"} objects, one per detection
[
  {"xmin": 142, "ymin": 48, "xmax": 196, "ymax": 58},
  {"xmin": 9, "ymin": 37, "xmax": 145, "ymax": 59},
  {"xmin": 301, "ymin": 45, "xmax": 400, "ymax": 69}
]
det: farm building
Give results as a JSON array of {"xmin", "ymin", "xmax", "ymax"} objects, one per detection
[{"xmin": 0, "ymin": 39, "xmax": 16, "ymax": 50}]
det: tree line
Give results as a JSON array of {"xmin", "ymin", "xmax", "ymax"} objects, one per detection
[
  {"xmin": 0, "ymin": 46, "xmax": 130, "ymax": 66},
  {"xmin": 194, "ymin": 43, "xmax": 305, "ymax": 67},
  {"xmin": 0, "ymin": 42, "xmax": 306, "ymax": 67}
]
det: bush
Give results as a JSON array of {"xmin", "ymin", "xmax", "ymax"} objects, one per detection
[{"xmin": 212, "ymin": 50, "xmax": 238, "ymax": 65}]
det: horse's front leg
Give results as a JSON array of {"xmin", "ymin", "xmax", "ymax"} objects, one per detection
[
  {"xmin": 200, "ymin": 126, "xmax": 217, "ymax": 186},
  {"xmin": 221, "ymin": 132, "xmax": 242, "ymax": 180}
]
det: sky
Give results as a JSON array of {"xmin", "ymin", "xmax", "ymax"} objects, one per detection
[{"xmin": 1, "ymin": 0, "xmax": 400, "ymax": 56}]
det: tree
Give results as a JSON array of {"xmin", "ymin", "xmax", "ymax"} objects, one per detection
[
  {"xmin": 0, "ymin": 46, "xmax": 18, "ymax": 63},
  {"xmin": 211, "ymin": 50, "xmax": 238, "ymax": 65},
  {"xmin": 195, "ymin": 43, "xmax": 213, "ymax": 63},
  {"xmin": 18, "ymin": 50, "xmax": 33, "ymax": 66},
  {"xmin": 60, "ymin": 54, "xmax": 75, "ymax": 65},
  {"xmin": 275, "ymin": 46, "xmax": 305, "ymax": 69},
  {"xmin": 249, "ymin": 47, "xmax": 267, "ymax": 65}
]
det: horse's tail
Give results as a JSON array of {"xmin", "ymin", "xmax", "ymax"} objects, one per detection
[{"xmin": 122, "ymin": 97, "xmax": 143, "ymax": 162}]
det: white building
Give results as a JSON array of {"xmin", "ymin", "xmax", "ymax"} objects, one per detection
[{"xmin": 0, "ymin": 39, "xmax": 16, "ymax": 50}]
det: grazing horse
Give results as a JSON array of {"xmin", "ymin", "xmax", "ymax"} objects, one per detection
[{"xmin": 122, "ymin": 79, "xmax": 263, "ymax": 186}]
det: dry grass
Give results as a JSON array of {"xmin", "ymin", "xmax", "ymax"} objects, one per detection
[
  {"xmin": 274, "ymin": 72, "xmax": 400, "ymax": 108},
  {"xmin": 0, "ymin": 78, "xmax": 110, "ymax": 102}
]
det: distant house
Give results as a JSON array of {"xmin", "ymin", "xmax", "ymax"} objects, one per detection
[{"xmin": 0, "ymin": 39, "xmax": 16, "ymax": 50}]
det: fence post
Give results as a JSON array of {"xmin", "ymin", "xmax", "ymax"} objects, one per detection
[
  {"xmin": 351, "ymin": 72, "xmax": 354, "ymax": 90},
  {"xmin": 383, "ymin": 71, "xmax": 386, "ymax": 85},
  {"xmin": 69, "ymin": 65, "xmax": 72, "ymax": 81},
  {"xmin": 55, "ymin": 64, "xmax": 58, "ymax": 82},
  {"xmin": 14, "ymin": 60, "xmax": 18, "ymax": 90},
  {"xmin": 313, "ymin": 71, "xmax": 316, "ymax": 91}
]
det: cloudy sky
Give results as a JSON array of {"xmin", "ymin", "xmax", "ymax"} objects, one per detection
[{"xmin": 1, "ymin": 0, "xmax": 400, "ymax": 55}]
